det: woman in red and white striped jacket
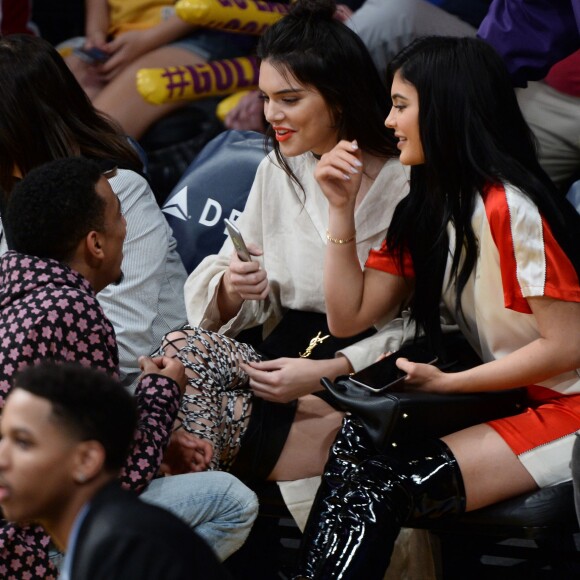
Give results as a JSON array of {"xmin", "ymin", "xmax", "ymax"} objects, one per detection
[{"xmin": 298, "ymin": 35, "xmax": 580, "ymax": 579}]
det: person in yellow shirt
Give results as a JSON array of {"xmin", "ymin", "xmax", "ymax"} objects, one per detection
[{"xmin": 67, "ymin": 0, "xmax": 255, "ymax": 139}]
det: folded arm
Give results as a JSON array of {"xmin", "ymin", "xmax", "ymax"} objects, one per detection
[
  {"xmin": 119, "ymin": 357, "xmax": 184, "ymax": 492},
  {"xmin": 316, "ymin": 141, "xmax": 411, "ymax": 336}
]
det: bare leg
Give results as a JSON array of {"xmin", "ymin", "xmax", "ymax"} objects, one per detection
[
  {"xmin": 268, "ymin": 395, "xmax": 343, "ymax": 481},
  {"xmin": 442, "ymin": 422, "xmax": 538, "ymax": 511},
  {"xmin": 93, "ymin": 46, "xmax": 206, "ymax": 139}
]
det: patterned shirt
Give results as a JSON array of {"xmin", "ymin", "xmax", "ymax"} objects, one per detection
[{"xmin": 0, "ymin": 251, "xmax": 180, "ymax": 578}]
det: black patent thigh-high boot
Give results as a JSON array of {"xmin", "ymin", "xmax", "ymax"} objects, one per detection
[
  {"xmin": 294, "ymin": 416, "xmax": 377, "ymax": 579},
  {"xmin": 300, "ymin": 438, "xmax": 466, "ymax": 580}
]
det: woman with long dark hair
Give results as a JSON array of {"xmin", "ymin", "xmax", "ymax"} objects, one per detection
[
  {"xmin": 161, "ymin": 0, "xmax": 409, "ymax": 482},
  {"xmin": 295, "ymin": 35, "xmax": 580, "ymax": 578}
]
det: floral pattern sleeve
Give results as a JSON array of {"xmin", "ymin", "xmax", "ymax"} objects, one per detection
[
  {"xmin": 0, "ymin": 374, "xmax": 181, "ymax": 579},
  {"xmin": 0, "ymin": 523, "xmax": 57, "ymax": 579},
  {"xmin": 118, "ymin": 373, "xmax": 180, "ymax": 493}
]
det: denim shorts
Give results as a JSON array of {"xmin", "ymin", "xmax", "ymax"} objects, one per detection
[{"xmin": 170, "ymin": 29, "xmax": 257, "ymax": 61}]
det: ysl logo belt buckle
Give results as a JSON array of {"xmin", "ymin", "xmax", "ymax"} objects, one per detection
[{"xmin": 299, "ymin": 331, "xmax": 330, "ymax": 358}]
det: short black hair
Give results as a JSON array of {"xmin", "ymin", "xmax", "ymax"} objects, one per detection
[
  {"xmin": 5, "ymin": 157, "xmax": 106, "ymax": 262},
  {"xmin": 13, "ymin": 363, "xmax": 137, "ymax": 472}
]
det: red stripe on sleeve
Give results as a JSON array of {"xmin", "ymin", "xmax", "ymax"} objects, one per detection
[
  {"xmin": 365, "ymin": 239, "xmax": 414, "ymax": 277},
  {"xmin": 483, "ymin": 184, "xmax": 580, "ymax": 313},
  {"xmin": 482, "ymin": 184, "xmax": 530, "ymax": 313}
]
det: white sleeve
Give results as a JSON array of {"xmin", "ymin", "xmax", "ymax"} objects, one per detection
[
  {"xmin": 98, "ymin": 170, "xmax": 188, "ymax": 386},
  {"xmin": 184, "ymin": 156, "xmax": 280, "ymax": 335}
]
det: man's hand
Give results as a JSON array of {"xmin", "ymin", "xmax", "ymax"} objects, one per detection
[
  {"xmin": 160, "ymin": 431, "xmax": 214, "ymax": 475},
  {"xmin": 139, "ymin": 355, "xmax": 187, "ymax": 395}
]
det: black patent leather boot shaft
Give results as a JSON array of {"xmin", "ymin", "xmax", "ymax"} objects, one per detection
[
  {"xmin": 294, "ymin": 416, "xmax": 376, "ymax": 578},
  {"xmin": 324, "ymin": 415, "xmax": 376, "ymax": 485},
  {"xmin": 299, "ymin": 438, "xmax": 466, "ymax": 579}
]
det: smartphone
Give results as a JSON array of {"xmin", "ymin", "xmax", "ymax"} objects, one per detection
[
  {"xmin": 224, "ymin": 218, "xmax": 252, "ymax": 262},
  {"xmin": 349, "ymin": 344, "xmax": 438, "ymax": 393},
  {"xmin": 73, "ymin": 47, "xmax": 110, "ymax": 64}
]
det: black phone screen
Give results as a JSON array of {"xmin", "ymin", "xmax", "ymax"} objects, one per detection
[{"xmin": 349, "ymin": 344, "xmax": 437, "ymax": 392}]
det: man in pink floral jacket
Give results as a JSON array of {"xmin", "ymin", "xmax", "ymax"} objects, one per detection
[{"xmin": 0, "ymin": 158, "xmax": 189, "ymax": 577}]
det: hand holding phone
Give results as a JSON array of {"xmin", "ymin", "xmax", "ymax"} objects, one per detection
[
  {"xmin": 349, "ymin": 345, "xmax": 438, "ymax": 393},
  {"xmin": 224, "ymin": 218, "xmax": 252, "ymax": 262},
  {"xmin": 73, "ymin": 46, "xmax": 110, "ymax": 64}
]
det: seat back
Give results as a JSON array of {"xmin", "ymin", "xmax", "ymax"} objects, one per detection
[
  {"xmin": 408, "ymin": 480, "xmax": 580, "ymax": 577},
  {"xmin": 411, "ymin": 481, "xmax": 578, "ymax": 537},
  {"xmin": 161, "ymin": 129, "xmax": 270, "ymax": 273}
]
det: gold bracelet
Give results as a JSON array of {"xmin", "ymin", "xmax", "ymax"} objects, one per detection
[{"xmin": 326, "ymin": 230, "xmax": 356, "ymax": 244}]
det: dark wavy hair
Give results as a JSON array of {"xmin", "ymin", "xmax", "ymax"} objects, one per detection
[
  {"xmin": 256, "ymin": 0, "xmax": 397, "ymax": 190},
  {"xmin": 385, "ymin": 36, "xmax": 580, "ymax": 350},
  {"xmin": 0, "ymin": 34, "xmax": 140, "ymax": 196}
]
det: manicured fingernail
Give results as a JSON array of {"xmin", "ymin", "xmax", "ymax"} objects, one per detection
[
  {"xmin": 354, "ymin": 159, "xmax": 363, "ymax": 167},
  {"xmin": 343, "ymin": 173, "xmax": 351, "ymax": 180},
  {"xmin": 351, "ymin": 140, "xmax": 358, "ymax": 150},
  {"xmin": 349, "ymin": 166, "xmax": 359, "ymax": 174}
]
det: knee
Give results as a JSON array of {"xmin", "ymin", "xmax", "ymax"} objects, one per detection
[
  {"xmin": 162, "ymin": 328, "xmax": 195, "ymax": 354},
  {"xmin": 164, "ymin": 329, "xmax": 186, "ymax": 344},
  {"xmin": 223, "ymin": 473, "xmax": 259, "ymax": 525},
  {"xmin": 198, "ymin": 471, "xmax": 259, "ymax": 523},
  {"xmin": 194, "ymin": 472, "xmax": 259, "ymax": 560}
]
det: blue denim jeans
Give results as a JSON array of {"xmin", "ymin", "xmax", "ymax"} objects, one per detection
[{"xmin": 139, "ymin": 471, "xmax": 258, "ymax": 561}]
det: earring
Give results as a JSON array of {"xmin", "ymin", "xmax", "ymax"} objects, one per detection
[{"xmin": 76, "ymin": 473, "xmax": 86, "ymax": 483}]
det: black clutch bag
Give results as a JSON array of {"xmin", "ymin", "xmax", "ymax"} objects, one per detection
[{"xmin": 321, "ymin": 339, "xmax": 527, "ymax": 452}]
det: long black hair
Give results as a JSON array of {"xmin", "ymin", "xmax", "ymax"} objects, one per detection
[
  {"xmin": 0, "ymin": 34, "xmax": 140, "ymax": 195},
  {"xmin": 385, "ymin": 36, "xmax": 580, "ymax": 349},
  {"xmin": 257, "ymin": 0, "xmax": 397, "ymax": 189}
]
